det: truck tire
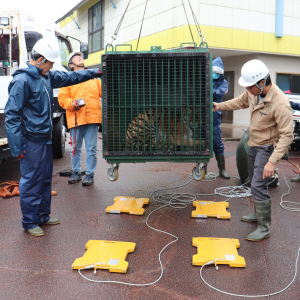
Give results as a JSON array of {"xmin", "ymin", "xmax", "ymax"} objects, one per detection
[{"xmin": 52, "ymin": 115, "xmax": 66, "ymax": 158}]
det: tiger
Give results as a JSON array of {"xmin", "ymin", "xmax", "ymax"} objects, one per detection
[{"xmin": 126, "ymin": 107, "xmax": 203, "ymax": 151}]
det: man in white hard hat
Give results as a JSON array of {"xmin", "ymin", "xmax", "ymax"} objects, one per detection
[
  {"xmin": 58, "ymin": 52, "xmax": 102, "ymax": 186},
  {"xmin": 5, "ymin": 38, "xmax": 102, "ymax": 237},
  {"xmin": 213, "ymin": 59, "xmax": 293, "ymax": 241}
]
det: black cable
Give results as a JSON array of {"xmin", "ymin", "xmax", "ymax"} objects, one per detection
[
  {"xmin": 136, "ymin": 0, "xmax": 149, "ymax": 51},
  {"xmin": 182, "ymin": 0, "xmax": 194, "ymax": 44}
]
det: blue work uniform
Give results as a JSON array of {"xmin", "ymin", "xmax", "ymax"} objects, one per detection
[
  {"xmin": 5, "ymin": 63, "xmax": 100, "ymax": 230},
  {"xmin": 212, "ymin": 57, "xmax": 228, "ymax": 156},
  {"xmin": 290, "ymin": 101, "xmax": 300, "ymax": 111}
]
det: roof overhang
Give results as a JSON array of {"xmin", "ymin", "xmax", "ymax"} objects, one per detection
[{"xmin": 55, "ymin": 0, "xmax": 89, "ymax": 24}]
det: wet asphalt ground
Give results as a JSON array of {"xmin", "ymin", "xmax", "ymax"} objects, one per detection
[{"xmin": 0, "ymin": 134, "xmax": 300, "ymax": 300}]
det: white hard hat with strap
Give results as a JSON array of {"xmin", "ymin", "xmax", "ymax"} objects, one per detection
[
  {"xmin": 68, "ymin": 52, "xmax": 84, "ymax": 66},
  {"xmin": 32, "ymin": 38, "xmax": 60, "ymax": 65},
  {"xmin": 238, "ymin": 59, "xmax": 269, "ymax": 94}
]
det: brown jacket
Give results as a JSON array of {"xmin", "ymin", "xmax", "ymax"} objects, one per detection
[{"xmin": 218, "ymin": 83, "xmax": 293, "ymax": 164}]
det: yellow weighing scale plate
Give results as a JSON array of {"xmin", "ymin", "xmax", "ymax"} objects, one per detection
[
  {"xmin": 106, "ymin": 196, "xmax": 149, "ymax": 215},
  {"xmin": 192, "ymin": 201, "xmax": 231, "ymax": 219},
  {"xmin": 192, "ymin": 237, "xmax": 246, "ymax": 267},
  {"xmin": 72, "ymin": 240, "xmax": 136, "ymax": 273}
]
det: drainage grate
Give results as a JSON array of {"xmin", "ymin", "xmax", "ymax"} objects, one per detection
[{"xmin": 102, "ymin": 48, "xmax": 212, "ymax": 160}]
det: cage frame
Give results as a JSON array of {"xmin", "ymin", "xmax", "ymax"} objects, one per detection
[{"xmin": 101, "ymin": 44, "xmax": 213, "ymax": 164}]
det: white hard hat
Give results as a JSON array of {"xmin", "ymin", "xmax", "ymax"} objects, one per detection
[
  {"xmin": 212, "ymin": 66, "xmax": 224, "ymax": 74},
  {"xmin": 32, "ymin": 38, "xmax": 60, "ymax": 63},
  {"xmin": 238, "ymin": 60, "xmax": 269, "ymax": 87},
  {"xmin": 68, "ymin": 52, "xmax": 84, "ymax": 66}
]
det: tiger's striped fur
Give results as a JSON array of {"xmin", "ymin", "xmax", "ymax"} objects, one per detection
[{"xmin": 126, "ymin": 107, "xmax": 201, "ymax": 150}]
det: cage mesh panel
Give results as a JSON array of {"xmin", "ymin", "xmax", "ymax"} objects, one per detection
[{"xmin": 103, "ymin": 52, "xmax": 210, "ymax": 156}]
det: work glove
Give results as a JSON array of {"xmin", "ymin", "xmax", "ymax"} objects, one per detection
[
  {"xmin": 96, "ymin": 69, "xmax": 102, "ymax": 78},
  {"xmin": 18, "ymin": 150, "xmax": 26, "ymax": 159}
]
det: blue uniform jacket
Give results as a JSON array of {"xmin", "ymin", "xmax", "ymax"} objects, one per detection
[
  {"xmin": 5, "ymin": 63, "xmax": 100, "ymax": 156},
  {"xmin": 290, "ymin": 101, "xmax": 300, "ymax": 111},
  {"xmin": 212, "ymin": 57, "xmax": 228, "ymax": 127}
]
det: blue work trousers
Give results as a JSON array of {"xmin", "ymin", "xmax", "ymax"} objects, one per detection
[
  {"xmin": 213, "ymin": 112, "xmax": 224, "ymax": 156},
  {"xmin": 213, "ymin": 126, "xmax": 225, "ymax": 156},
  {"xmin": 19, "ymin": 137, "xmax": 52, "ymax": 230},
  {"xmin": 70, "ymin": 124, "xmax": 98, "ymax": 175}
]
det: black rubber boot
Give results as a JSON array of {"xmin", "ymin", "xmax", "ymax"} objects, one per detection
[
  {"xmin": 215, "ymin": 154, "xmax": 230, "ymax": 179},
  {"xmin": 246, "ymin": 199, "xmax": 271, "ymax": 241}
]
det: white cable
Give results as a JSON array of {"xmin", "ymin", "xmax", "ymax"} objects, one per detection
[
  {"xmin": 78, "ymin": 204, "xmax": 178, "ymax": 285},
  {"xmin": 199, "ymin": 167, "xmax": 300, "ymax": 297},
  {"xmin": 78, "ymin": 176, "xmax": 200, "ymax": 284},
  {"xmin": 214, "ymin": 185, "xmax": 251, "ymax": 201},
  {"xmin": 79, "ymin": 167, "xmax": 299, "ymax": 293},
  {"xmin": 151, "ymin": 172, "xmax": 252, "ymax": 205},
  {"xmin": 277, "ymin": 168, "xmax": 300, "ymax": 212},
  {"xmin": 213, "ymin": 174, "xmax": 277, "ymax": 202},
  {"xmin": 200, "ymin": 245, "xmax": 300, "ymax": 298},
  {"xmin": 203, "ymin": 172, "xmax": 219, "ymax": 181},
  {"xmin": 78, "ymin": 173, "xmax": 222, "ymax": 284}
]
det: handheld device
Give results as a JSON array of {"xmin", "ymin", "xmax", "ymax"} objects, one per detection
[{"xmin": 76, "ymin": 99, "xmax": 86, "ymax": 107}]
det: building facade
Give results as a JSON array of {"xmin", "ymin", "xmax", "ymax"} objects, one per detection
[{"xmin": 57, "ymin": 0, "xmax": 300, "ymax": 125}]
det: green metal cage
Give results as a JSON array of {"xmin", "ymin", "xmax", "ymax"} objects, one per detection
[{"xmin": 101, "ymin": 43, "xmax": 213, "ymax": 181}]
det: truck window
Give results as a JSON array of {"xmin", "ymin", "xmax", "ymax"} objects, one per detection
[
  {"xmin": 0, "ymin": 35, "xmax": 8, "ymax": 61},
  {"xmin": 0, "ymin": 35, "xmax": 19, "ymax": 76},
  {"xmin": 277, "ymin": 73, "xmax": 300, "ymax": 94},
  {"xmin": 57, "ymin": 38, "xmax": 71, "ymax": 70}
]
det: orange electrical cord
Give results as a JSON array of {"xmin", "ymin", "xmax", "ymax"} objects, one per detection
[
  {"xmin": 0, "ymin": 181, "xmax": 19, "ymax": 198},
  {"xmin": 0, "ymin": 182, "xmax": 57, "ymax": 198},
  {"xmin": 287, "ymin": 160, "xmax": 300, "ymax": 174}
]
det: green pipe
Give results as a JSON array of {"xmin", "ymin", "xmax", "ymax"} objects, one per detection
[{"xmin": 236, "ymin": 127, "xmax": 250, "ymax": 184}]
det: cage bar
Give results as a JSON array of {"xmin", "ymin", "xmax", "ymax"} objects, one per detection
[{"xmin": 102, "ymin": 46, "xmax": 212, "ymax": 163}]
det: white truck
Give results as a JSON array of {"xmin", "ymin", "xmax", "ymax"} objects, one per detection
[
  {"xmin": 287, "ymin": 93, "xmax": 300, "ymax": 151},
  {"xmin": 0, "ymin": 10, "xmax": 88, "ymax": 163}
]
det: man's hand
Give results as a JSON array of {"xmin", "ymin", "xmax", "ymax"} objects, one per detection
[
  {"xmin": 96, "ymin": 69, "xmax": 102, "ymax": 78},
  {"xmin": 18, "ymin": 150, "xmax": 26, "ymax": 159},
  {"xmin": 72, "ymin": 100, "xmax": 81, "ymax": 111},
  {"xmin": 213, "ymin": 102, "xmax": 220, "ymax": 112},
  {"xmin": 263, "ymin": 161, "xmax": 276, "ymax": 179}
]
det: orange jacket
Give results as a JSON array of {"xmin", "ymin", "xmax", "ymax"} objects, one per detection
[{"xmin": 58, "ymin": 78, "xmax": 102, "ymax": 129}]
